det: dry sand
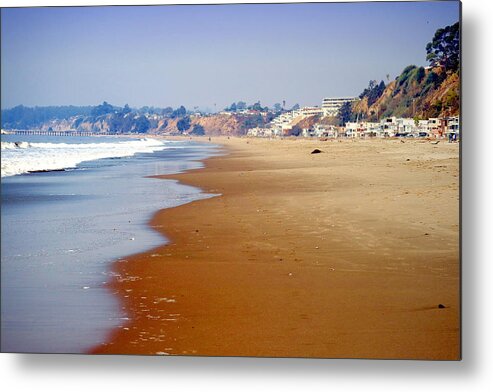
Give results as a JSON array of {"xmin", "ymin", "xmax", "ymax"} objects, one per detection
[{"xmin": 91, "ymin": 137, "xmax": 460, "ymax": 359}]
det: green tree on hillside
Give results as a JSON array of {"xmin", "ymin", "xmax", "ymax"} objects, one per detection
[
  {"xmin": 415, "ymin": 67, "xmax": 426, "ymax": 83},
  {"xmin": 177, "ymin": 116, "xmax": 191, "ymax": 132},
  {"xmin": 237, "ymin": 101, "xmax": 247, "ymax": 111},
  {"xmin": 122, "ymin": 104, "xmax": 131, "ymax": 114},
  {"xmin": 190, "ymin": 124, "xmax": 205, "ymax": 135},
  {"xmin": 360, "ymin": 80, "xmax": 386, "ymax": 106},
  {"xmin": 241, "ymin": 114, "xmax": 264, "ymax": 131},
  {"xmin": 91, "ymin": 101, "xmax": 115, "ymax": 116},
  {"xmin": 359, "ymin": 80, "xmax": 377, "ymax": 98},
  {"xmin": 162, "ymin": 107, "xmax": 174, "ymax": 116},
  {"xmin": 338, "ymin": 101, "xmax": 353, "ymax": 126},
  {"xmin": 133, "ymin": 116, "xmax": 150, "ymax": 133},
  {"xmin": 249, "ymin": 101, "xmax": 263, "ymax": 111},
  {"xmin": 426, "ymin": 21, "xmax": 460, "ymax": 72},
  {"xmin": 171, "ymin": 106, "xmax": 187, "ymax": 118},
  {"xmin": 225, "ymin": 102, "xmax": 237, "ymax": 112}
]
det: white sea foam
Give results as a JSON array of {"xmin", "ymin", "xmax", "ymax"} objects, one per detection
[
  {"xmin": 1, "ymin": 137, "xmax": 169, "ymax": 177},
  {"xmin": 2, "ymin": 141, "xmax": 31, "ymax": 150}
]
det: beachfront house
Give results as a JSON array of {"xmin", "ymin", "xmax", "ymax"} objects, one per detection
[
  {"xmin": 361, "ymin": 122, "xmax": 383, "ymax": 138},
  {"xmin": 413, "ymin": 120, "xmax": 430, "ymax": 137},
  {"xmin": 427, "ymin": 118, "xmax": 442, "ymax": 137},
  {"xmin": 246, "ymin": 127, "xmax": 277, "ymax": 138},
  {"xmin": 399, "ymin": 118, "xmax": 417, "ymax": 134},
  {"xmin": 379, "ymin": 117, "xmax": 417, "ymax": 136},
  {"xmin": 313, "ymin": 124, "xmax": 339, "ymax": 138},
  {"xmin": 301, "ymin": 128, "xmax": 313, "ymax": 138},
  {"xmin": 447, "ymin": 116, "xmax": 460, "ymax": 135},
  {"xmin": 380, "ymin": 117, "xmax": 398, "ymax": 137},
  {"xmin": 344, "ymin": 122, "xmax": 364, "ymax": 138},
  {"xmin": 246, "ymin": 127, "xmax": 260, "ymax": 137}
]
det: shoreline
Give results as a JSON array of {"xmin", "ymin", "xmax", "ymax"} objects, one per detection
[
  {"xmin": 0, "ymin": 136, "xmax": 218, "ymax": 353},
  {"xmin": 90, "ymin": 137, "xmax": 459, "ymax": 359}
]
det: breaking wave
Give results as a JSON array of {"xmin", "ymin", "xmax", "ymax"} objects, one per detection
[{"xmin": 1, "ymin": 137, "xmax": 169, "ymax": 177}]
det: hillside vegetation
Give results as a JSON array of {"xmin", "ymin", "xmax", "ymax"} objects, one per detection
[{"xmin": 354, "ymin": 65, "xmax": 459, "ymax": 121}]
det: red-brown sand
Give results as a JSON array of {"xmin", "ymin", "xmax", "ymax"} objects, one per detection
[{"xmin": 90, "ymin": 137, "xmax": 460, "ymax": 359}]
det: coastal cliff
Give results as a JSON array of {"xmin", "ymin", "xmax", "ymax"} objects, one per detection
[{"xmin": 154, "ymin": 113, "xmax": 265, "ymax": 136}]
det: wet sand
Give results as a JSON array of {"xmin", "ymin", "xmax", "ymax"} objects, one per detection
[{"xmin": 91, "ymin": 137, "xmax": 460, "ymax": 359}]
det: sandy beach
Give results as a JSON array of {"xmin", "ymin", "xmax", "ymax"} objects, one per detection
[{"xmin": 90, "ymin": 137, "xmax": 460, "ymax": 359}]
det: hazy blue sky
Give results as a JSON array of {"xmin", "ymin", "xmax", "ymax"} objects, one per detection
[{"xmin": 1, "ymin": 1, "xmax": 460, "ymax": 110}]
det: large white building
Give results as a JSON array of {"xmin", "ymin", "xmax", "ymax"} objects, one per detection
[{"xmin": 322, "ymin": 97, "xmax": 359, "ymax": 117}]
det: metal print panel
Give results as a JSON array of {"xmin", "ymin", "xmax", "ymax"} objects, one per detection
[{"xmin": 0, "ymin": 1, "xmax": 461, "ymax": 359}]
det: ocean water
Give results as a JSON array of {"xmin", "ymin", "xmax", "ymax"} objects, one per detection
[{"xmin": 0, "ymin": 134, "xmax": 220, "ymax": 353}]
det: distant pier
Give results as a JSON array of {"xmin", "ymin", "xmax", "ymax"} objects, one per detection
[{"xmin": 9, "ymin": 130, "xmax": 98, "ymax": 137}]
